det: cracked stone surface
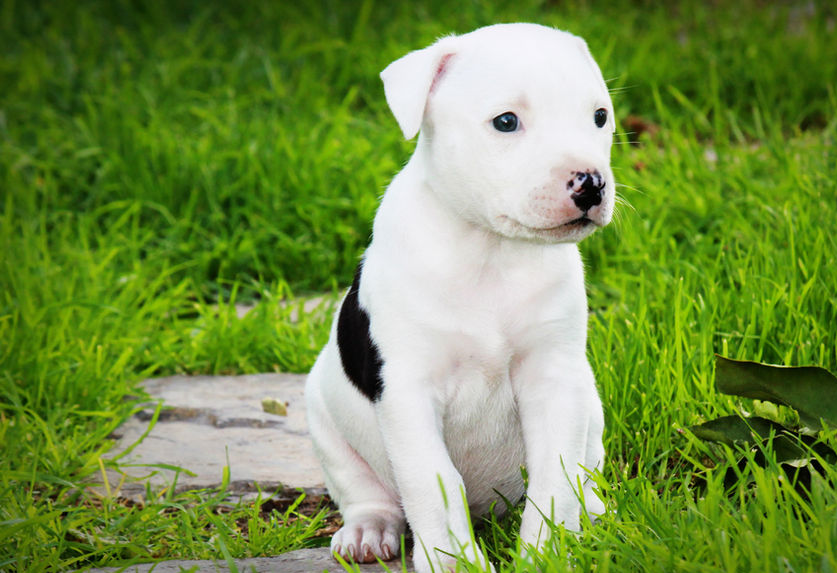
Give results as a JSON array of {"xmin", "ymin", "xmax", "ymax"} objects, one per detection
[
  {"xmin": 102, "ymin": 373, "xmax": 325, "ymax": 499},
  {"xmin": 88, "ymin": 547, "xmax": 412, "ymax": 572}
]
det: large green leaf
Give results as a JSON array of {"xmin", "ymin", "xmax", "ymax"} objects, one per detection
[
  {"xmin": 689, "ymin": 415, "xmax": 835, "ymax": 466},
  {"xmin": 715, "ymin": 356, "xmax": 837, "ymax": 430},
  {"xmin": 689, "ymin": 415, "xmax": 780, "ymax": 447}
]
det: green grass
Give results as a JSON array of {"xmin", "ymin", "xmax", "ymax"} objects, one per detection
[{"xmin": 1, "ymin": 0, "xmax": 836, "ymax": 571}]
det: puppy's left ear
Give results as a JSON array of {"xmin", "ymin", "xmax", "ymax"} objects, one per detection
[{"xmin": 380, "ymin": 35, "xmax": 457, "ymax": 140}]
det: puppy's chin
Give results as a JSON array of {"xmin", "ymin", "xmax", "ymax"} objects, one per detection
[{"xmin": 493, "ymin": 214, "xmax": 605, "ymax": 244}]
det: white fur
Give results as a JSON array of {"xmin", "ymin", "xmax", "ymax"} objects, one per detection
[{"xmin": 305, "ymin": 23, "xmax": 613, "ymax": 573}]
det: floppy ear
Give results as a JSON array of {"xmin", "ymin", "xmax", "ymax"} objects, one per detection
[{"xmin": 380, "ymin": 36, "xmax": 457, "ymax": 140}]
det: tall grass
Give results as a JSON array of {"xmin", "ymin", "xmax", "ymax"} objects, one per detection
[{"xmin": 1, "ymin": 0, "xmax": 836, "ymax": 570}]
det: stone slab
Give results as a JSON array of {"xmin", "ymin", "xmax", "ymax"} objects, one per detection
[
  {"xmin": 235, "ymin": 294, "xmax": 333, "ymax": 321},
  {"xmin": 88, "ymin": 547, "xmax": 413, "ymax": 573},
  {"xmin": 101, "ymin": 373, "xmax": 325, "ymax": 499}
]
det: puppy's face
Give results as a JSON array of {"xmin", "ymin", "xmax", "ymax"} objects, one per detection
[{"xmin": 383, "ymin": 24, "xmax": 615, "ymax": 243}]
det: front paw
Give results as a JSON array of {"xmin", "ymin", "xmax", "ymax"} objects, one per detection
[
  {"xmin": 583, "ymin": 490, "xmax": 606, "ymax": 524},
  {"xmin": 518, "ymin": 516, "xmax": 552, "ymax": 551},
  {"xmin": 412, "ymin": 543, "xmax": 495, "ymax": 573},
  {"xmin": 518, "ymin": 501, "xmax": 580, "ymax": 550}
]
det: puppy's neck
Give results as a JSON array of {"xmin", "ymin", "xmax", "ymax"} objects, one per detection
[
  {"xmin": 380, "ymin": 153, "xmax": 498, "ymax": 245},
  {"xmin": 371, "ymin": 153, "xmax": 577, "ymax": 291}
]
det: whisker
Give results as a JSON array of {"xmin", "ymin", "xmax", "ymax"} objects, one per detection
[
  {"xmin": 608, "ymin": 84, "xmax": 637, "ymax": 94},
  {"xmin": 615, "ymin": 182, "xmax": 645, "ymax": 197},
  {"xmin": 614, "ymin": 194, "xmax": 637, "ymax": 211},
  {"xmin": 609, "ymin": 195, "xmax": 635, "ymax": 228},
  {"xmin": 612, "ymin": 131, "xmax": 643, "ymax": 146}
]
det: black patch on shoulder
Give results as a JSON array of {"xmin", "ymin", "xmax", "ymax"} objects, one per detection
[{"xmin": 337, "ymin": 262, "xmax": 384, "ymax": 401}]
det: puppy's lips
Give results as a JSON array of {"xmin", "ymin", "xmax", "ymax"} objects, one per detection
[
  {"xmin": 536, "ymin": 215, "xmax": 601, "ymax": 234},
  {"xmin": 557, "ymin": 216, "xmax": 596, "ymax": 229},
  {"xmin": 497, "ymin": 214, "xmax": 600, "ymax": 241}
]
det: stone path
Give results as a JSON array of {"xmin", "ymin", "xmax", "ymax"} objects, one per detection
[
  {"xmin": 91, "ymin": 547, "xmax": 410, "ymax": 572},
  {"xmin": 103, "ymin": 373, "xmax": 324, "ymax": 499},
  {"xmin": 90, "ymin": 372, "xmax": 414, "ymax": 572}
]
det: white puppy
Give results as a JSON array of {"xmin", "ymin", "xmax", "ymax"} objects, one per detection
[{"xmin": 305, "ymin": 23, "xmax": 614, "ymax": 573}]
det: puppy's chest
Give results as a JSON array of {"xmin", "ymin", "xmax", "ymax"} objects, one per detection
[
  {"xmin": 441, "ymin": 365, "xmax": 519, "ymax": 447},
  {"xmin": 406, "ymin": 268, "xmax": 555, "ymax": 405},
  {"xmin": 429, "ymin": 325, "xmax": 518, "ymax": 423},
  {"xmin": 435, "ymin": 333, "xmax": 525, "ymax": 496}
]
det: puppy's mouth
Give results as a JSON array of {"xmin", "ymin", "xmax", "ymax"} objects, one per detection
[
  {"xmin": 541, "ymin": 215, "xmax": 600, "ymax": 233},
  {"xmin": 562, "ymin": 216, "xmax": 595, "ymax": 228},
  {"xmin": 496, "ymin": 214, "xmax": 600, "ymax": 243}
]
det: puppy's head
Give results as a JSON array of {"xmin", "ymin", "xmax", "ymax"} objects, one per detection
[{"xmin": 381, "ymin": 23, "xmax": 615, "ymax": 243}]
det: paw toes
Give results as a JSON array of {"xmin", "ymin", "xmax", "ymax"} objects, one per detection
[
  {"xmin": 332, "ymin": 516, "xmax": 402, "ymax": 563},
  {"xmin": 331, "ymin": 526, "xmax": 361, "ymax": 561}
]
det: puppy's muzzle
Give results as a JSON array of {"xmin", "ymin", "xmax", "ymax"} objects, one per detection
[{"xmin": 568, "ymin": 170, "xmax": 605, "ymax": 212}]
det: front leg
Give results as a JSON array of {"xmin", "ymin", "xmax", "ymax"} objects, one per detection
[
  {"xmin": 376, "ymin": 364, "xmax": 491, "ymax": 573},
  {"xmin": 513, "ymin": 347, "xmax": 604, "ymax": 550}
]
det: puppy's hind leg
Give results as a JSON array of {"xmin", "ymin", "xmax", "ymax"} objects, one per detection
[
  {"xmin": 330, "ymin": 480, "xmax": 405, "ymax": 564},
  {"xmin": 305, "ymin": 360, "xmax": 405, "ymax": 563}
]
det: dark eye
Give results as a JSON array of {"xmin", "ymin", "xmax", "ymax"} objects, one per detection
[
  {"xmin": 492, "ymin": 112, "xmax": 519, "ymax": 132},
  {"xmin": 594, "ymin": 108, "xmax": 608, "ymax": 128}
]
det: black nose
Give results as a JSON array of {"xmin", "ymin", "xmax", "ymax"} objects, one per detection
[{"xmin": 568, "ymin": 170, "xmax": 605, "ymax": 212}]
